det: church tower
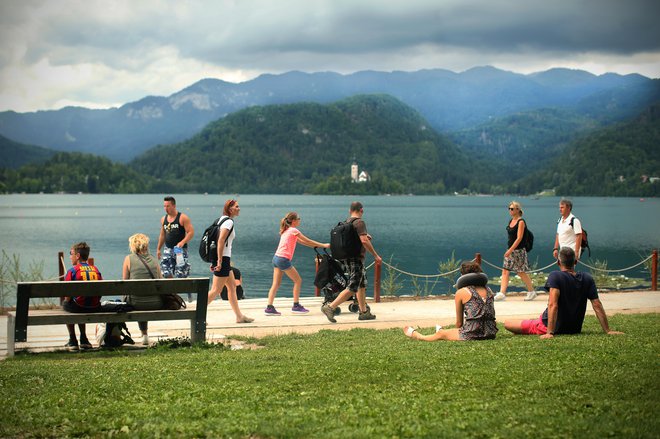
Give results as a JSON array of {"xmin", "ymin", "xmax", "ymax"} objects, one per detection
[{"xmin": 351, "ymin": 160, "xmax": 359, "ymax": 183}]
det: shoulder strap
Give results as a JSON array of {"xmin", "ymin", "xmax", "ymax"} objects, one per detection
[
  {"xmin": 136, "ymin": 254, "xmax": 156, "ymax": 279},
  {"xmin": 217, "ymin": 216, "xmax": 234, "ymax": 247},
  {"xmin": 569, "ymin": 217, "xmax": 574, "ymax": 228}
]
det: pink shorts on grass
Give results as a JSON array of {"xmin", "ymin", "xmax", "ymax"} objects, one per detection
[{"xmin": 520, "ymin": 315, "xmax": 548, "ymax": 335}]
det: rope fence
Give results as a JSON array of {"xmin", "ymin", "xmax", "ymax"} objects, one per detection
[
  {"xmin": 578, "ymin": 255, "xmax": 653, "ymax": 273},
  {"xmin": 381, "ymin": 259, "xmax": 464, "ymax": 278},
  {"xmin": 357, "ymin": 249, "xmax": 658, "ymax": 302},
  {"xmin": 1, "ymin": 250, "xmax": 658, "ymax": 308},
  {"xmin": 480, "ymin": 258, "xmax": 557, "ymax": 273}
]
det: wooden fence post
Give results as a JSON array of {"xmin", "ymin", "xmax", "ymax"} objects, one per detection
[
  {"xmin": 652, "ymin": 249, "xmax": 658, "ymax": 292},
  {"xmin": 374, "ymin": 259, "xmax": 382, "ymax": 303}
]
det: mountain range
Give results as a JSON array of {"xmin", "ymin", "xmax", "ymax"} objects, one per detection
[
  {"xmin": 1, "ymin": 67, "xmax": 658, "ymax": 162},
  {"xmin": 3, "ymin": 94, "xmax": 658, "ymax": 197}
]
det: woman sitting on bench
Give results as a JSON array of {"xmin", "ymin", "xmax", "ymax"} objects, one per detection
[{"xmin": 122, "ymin": 233, "xmax": 165, "ymax": 345}]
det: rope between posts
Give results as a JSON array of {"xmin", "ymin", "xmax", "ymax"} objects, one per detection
[
  {"xmin": 579, "ymin": 255, "xmax": 653, "ymax": 272},
  {"xmin": 481, "ymin": 258, "xmax": 556, "ymax": 273},
  {"xmin": 380, "ymin": 260, "xmax": 463, "ymax": 278}
]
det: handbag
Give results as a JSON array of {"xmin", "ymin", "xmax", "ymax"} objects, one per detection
[{"xmin": 135, "ymin": 254, "xmax": 186, "ymax": 310}]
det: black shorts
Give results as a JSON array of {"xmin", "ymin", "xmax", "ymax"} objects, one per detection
[{"xmin": 213, "ymin": 256, "xmax": 232, "ymax": 277}]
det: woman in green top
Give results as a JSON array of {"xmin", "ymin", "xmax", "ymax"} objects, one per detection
[{"xmin": 122, "ymin": 233, "xmax": 163, "ymax": 345}]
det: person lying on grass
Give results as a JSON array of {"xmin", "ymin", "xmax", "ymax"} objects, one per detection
[
  {"xmin": 403, "ymin": 261, "xmax": 498, "ymax": 341},
  {"xmin": 504, "ymin": 247, "xmax": 624, "ymax": 338}
]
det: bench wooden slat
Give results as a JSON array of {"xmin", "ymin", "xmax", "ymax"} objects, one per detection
[{"xmin": 22, "ymin": 309, "xmax": 197, "ymax": 325}]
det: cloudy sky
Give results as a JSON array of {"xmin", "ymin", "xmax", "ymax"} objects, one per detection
[{"xmin": 1, "ymin": 0, "xmax": 658, "ymax": 112}]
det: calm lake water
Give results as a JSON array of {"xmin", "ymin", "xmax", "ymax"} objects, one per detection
[{"xmin": 1, "ymin": 194, "xmax": 658, "ymax": 304}]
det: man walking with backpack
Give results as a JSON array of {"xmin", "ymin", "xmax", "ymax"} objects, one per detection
[
  {"xmin": 322, "ymin": 201, "xmax": 382, "ymax": 322},
  {"xmin": 553, "ymin": 199, "xmax": 584, "ymax": 263}
]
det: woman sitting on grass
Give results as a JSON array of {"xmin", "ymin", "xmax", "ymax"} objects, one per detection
[{"xmin": 403, "ymin": 261, "xmax": 498, "ymax": 341}]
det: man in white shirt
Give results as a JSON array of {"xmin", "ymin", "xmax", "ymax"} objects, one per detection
[{"xmin": 553, "ymin": 199, "xmax": 583, "ymax": 262}]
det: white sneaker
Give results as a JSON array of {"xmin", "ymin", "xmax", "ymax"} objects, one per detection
[
  {"xmin": 435, "ymin": 324, "xmax": 443, "ymax": 332},
  {"xmin": 142, "ymin": 334, "xmax": 149, "ymax": 346},
  {"xmin": 494, "ymin": 292, "xmax": 506, "ymax": 301},
  {"xmin": 524, "ymin": 290, "xmax": 538, "ymax": 301}
]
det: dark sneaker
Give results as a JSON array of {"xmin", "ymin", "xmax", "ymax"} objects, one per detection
[
  {"xmin": 321, "ymin": 304, "xmax": 337, "ymax": 323},
  {"xmin": 65, "ymin": 340, "xmax": 79, "ymax": 351},
  {"xmin": 264, "ymin": 305, "xmax": 281, "ymax": 316},
  {"xmin": 358, "ymin": 310, "xmax": 376, "ymax": 321},
  {"xmin": 79, "ymin": 339, "xmax": 93, "ymax": 350},
  {"xmin": 291, "ymin": 303, "xmax": 309, "ymax": 314}
]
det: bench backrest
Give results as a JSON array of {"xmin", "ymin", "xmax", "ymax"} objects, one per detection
[{"xmin": 17, "ymin": 277, "xmax": 209, "ymax": 298}]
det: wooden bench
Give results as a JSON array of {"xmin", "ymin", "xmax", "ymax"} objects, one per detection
[{"xmin": 6, "ymin": 277, "xmax": 209, "ymax": 357}]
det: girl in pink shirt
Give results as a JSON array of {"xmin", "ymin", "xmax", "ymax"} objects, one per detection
[{"xmin": 265, "ymin": 212, "xmax": 329, "ymax": 315}]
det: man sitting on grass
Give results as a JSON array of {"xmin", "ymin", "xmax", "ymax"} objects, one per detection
[{"xmin": 504, "ymin": 247, "xmax": 623, "ymax": 339}]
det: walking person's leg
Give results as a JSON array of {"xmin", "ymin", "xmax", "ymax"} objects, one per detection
[
  {"xmin": 283, "ymin": 266, "xmax": 309, "ymax": 313},
  {"xmin": 225, "ymin": 272, "xmax": 253, "ymax": 323},
  {"xmin": 496, "ymin": 269, "xmax": 509, "ymax": 301},
  {"xmin": 265, "ymin": 268, "xmax": 284, "ymax": 315}
]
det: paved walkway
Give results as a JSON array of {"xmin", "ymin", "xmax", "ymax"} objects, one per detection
[{"xmin": 2, "ymin": 290, "xmax": 658, "ymax": 356}]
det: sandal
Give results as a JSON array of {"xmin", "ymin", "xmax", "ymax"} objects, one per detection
[{"xmin": 237, "ymin": 316, "xmax": 254, "ymax": 324}]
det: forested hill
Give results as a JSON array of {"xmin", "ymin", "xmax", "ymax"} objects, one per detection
[
  {"xmin": 131, "ymin": 95, "xmax": 479, "ymax": 194},
  {"xmin": 0, "ymin": 152, "xmax": 158, "ymax": 194},
  {"xmin": 2, "ymin": 96, "xmax": 658, "ymax": 196},
  {"xmin": 0, "ymin": 135, "xmax": 56, "ymax": 169},
  {"xmin": 513, "ymin": 104, "xmax": 660, "ymax": 197}
]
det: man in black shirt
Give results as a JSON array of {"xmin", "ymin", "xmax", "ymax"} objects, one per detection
[
  {"xmin": 504, "ymin": 248, "xmax": 623, "ymax": 338},
  {"xmin": 157, "ymin": 196, "xmax": 195, "ymax": 280}
]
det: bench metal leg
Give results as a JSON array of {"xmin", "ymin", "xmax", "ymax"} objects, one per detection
[
  {"xmin": 7, "ymin": 313, "xmax": 15, "ymax": 357},
  {"xmin": 192, "ymin": 284, "xmax": 208, "ymax": 343},
  {"xmin": 190, "ymin": 318, "xmax": 206, "ymax": 343}
]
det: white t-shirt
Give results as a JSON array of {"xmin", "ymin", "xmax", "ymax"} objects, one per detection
[
  {"xmin": 219, "ymin": 217, "xmax": 236, "ymax": 257},
  {"xmin": 556, "ymin": 213, "xmax": 582, "ymax": 254}
]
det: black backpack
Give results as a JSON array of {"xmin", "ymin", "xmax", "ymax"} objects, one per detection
[
  {"xmin": 330, "ymin": 217, "xmax": 362, "ymax": 260},
  {"xmin": 96, "ymin": 322, "xmax": 134, "ymax": 348},
  {"xmin": 523, "ymin": 221, "xmax": 534, "ymax": 252},
  {"xmin": 569, "ymin": 217, "xmax": 591, "ymax": 256},
  {"xmin": 199, "ymin": 216, "xmax": 233, "ymax": 263}
]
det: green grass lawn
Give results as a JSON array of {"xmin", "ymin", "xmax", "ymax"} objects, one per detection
[{"xmin": 1, "ymin": 313, "xmax": 658, "ymax": 438}]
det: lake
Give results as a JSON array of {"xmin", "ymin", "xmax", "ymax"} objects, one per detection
[{"xmin": 1, "ymin": 194, "xmax": 658, "ymax": 304}]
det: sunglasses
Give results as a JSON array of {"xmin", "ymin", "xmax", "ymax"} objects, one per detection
[{"xmin": 508, "ymin": 207, "xmax": 516, "ymax": 210}]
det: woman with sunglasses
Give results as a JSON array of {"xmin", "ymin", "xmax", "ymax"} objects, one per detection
[
  {"xmin": 495, "ymin": 201, "xmax": 539, "ymax": 301},
  {"xmin": 264, "ymin": 212, "xmax": 330, "ymax": 316},
  {"xmin": 207, "ymin": 199, "xmax": 254, "ymax": 323}
]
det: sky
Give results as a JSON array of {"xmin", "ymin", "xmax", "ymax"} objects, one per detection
[{"xmin": 1, "ymin": 0, "xmax": 659, "ymax": 113}]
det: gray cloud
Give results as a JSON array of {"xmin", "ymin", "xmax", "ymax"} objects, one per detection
[{"xmin": 0, "ymin": 0, "xmax": 658, "ymax": 111}]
